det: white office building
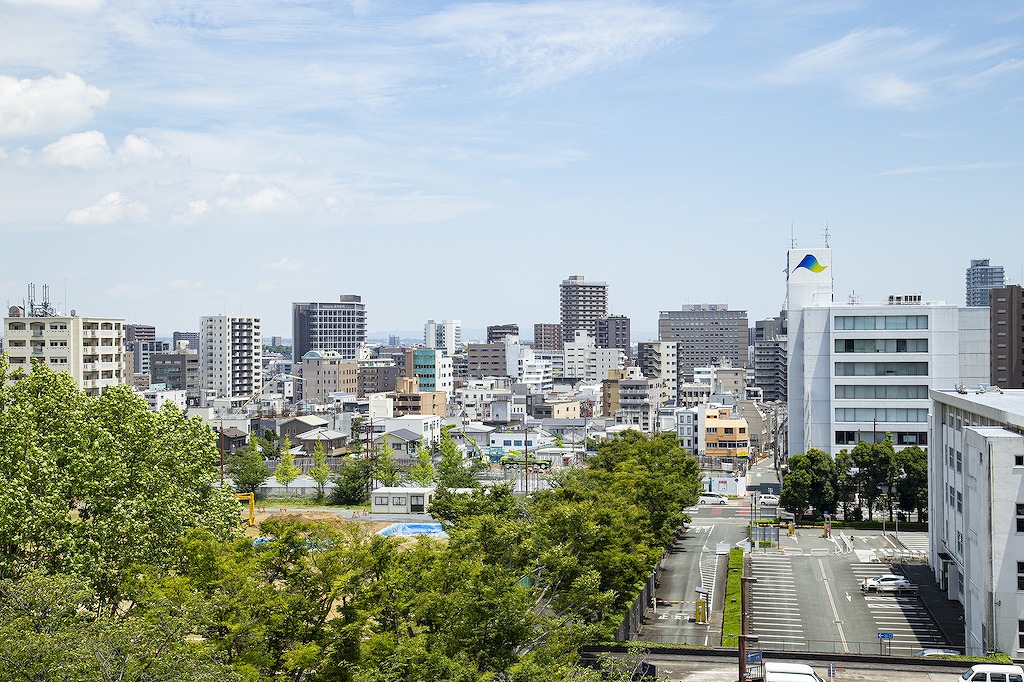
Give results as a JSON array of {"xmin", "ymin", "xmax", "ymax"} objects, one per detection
[
  {"xmin": 201, "ymin": 315, "xmax": 262, "ymax": 402},
  {"xmin": 786, "ymin": 246, "xmax": 989, "ymax": 456},
  {"xmin": 563, "ymin": 330, "xmax": 625, "ymax": 383},
  {"xmin": 424, "ymin": 319, "xmax": 462, "ymax": 356},
  {"xmin": 929, "ymin": 388, "xmax": 1024, "ymax": 657}
]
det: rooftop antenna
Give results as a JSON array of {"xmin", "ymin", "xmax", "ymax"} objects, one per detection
[
  {"xmin": 790, "ymin": 223, "xmax": 796, "ymax": 249},
  {"xmin": 823, "ymin": 223, "xmax": 831, "ymax": 248}
]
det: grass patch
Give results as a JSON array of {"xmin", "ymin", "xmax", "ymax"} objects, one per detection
[
  {"xmin": 257, "ymin": 497, "xmax": 368, "ymax": 511},
  {"xmin": 721, "ymin": 548, "xmax": 743, "ymax": 647}
]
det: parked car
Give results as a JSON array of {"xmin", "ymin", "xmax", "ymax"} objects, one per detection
[
  {"xmin": 699, "ymin": 493, "xmax": 728, "ymax": 505},
  {"xmin": 763, "ymin": 662, "xmax": 825, "ymax": 682},
  {"xmin": 916, "ymin": 648, "xmax": 961, "ymax": 657},
  {"xmin": 959, "ymin": 664, "xmax": 1024, "ymax": 682},
  {"xmin": 759, "ymin": 494, "xmax": 780, "ymax": 506},
  {"xmin": 861, "ymin": 574, "xmax": 912, "ymax": 592}
]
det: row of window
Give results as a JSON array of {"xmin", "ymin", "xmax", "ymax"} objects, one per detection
[
  {"xmin": 835, "ymin": 362, "xmax": 928, "ymax": 376},
  {"xmin": 835, "ymin": 408, "xmax": 928, "ymax": 423},
  {"xmin": 835, "ymin": 384, "xmax": 929, "ymax": 400},
  {"xmin": 834, "ymin": 315, "xmax": 929, "ymax": 330},
  {"xmin": 834, "ymin": 431, "xmax": 927, "ymax": 445},
  {"xmin": 834, "ymin": 338, "xmax": 928, "ymax": 353}
]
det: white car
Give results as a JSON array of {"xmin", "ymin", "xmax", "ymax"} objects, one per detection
[
  {"xmin": 759, "ymin": 494, "xmax": 780, "ymax": 506},
  {"xmin": 698, "ymin": 493, "xmax": 728, "ymax": 505},
  {"xmin": 862, "ymin": 574, "xmax": 912, "ymax": 592}
]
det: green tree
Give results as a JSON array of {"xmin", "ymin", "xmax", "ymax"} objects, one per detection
[
  {"xmin": 310, "ymin": 439, "xmax": 331, "ymax": 500},
  {"xmin": 780, "ymin": 448, "xmax": 835, "ymax": 519},
  {"xmin": 408, "ymin": 438, "xmax": 436, "ymax": 486},
  {"xmin": 257, "ymin": 429, "xmax": 280, "ymax": 458},
  {"xmin": 331, "ymin": 457, "xmax": 371, "ymax": 505},
  {"xmin": 896, "ymin": 445, "xmax": 929, "ymax": 521},
  {"xmin": 833, "ymin": 449, "xmax": 857, "ymax": 519},
  {"xmin": 350, "ymin": 415, "xmax": 364, "ymax": 454},
  {"xmin": 275, "ymin": 436, "xmax": 301, "ymax": 494},
  {"xmin": 436, "ymin": 428, "xmax": 478, "ymax": 489},
  {"xmin": 0, "ymin": 359, "xmax": 241, "ymax": 608},
  {"xmin": 372, "ymin": 440, "xmax": 404, "ymax": 488},
  {"xmin": 226, "ymin": 439, "xmax": 270, "ymax": 495}
]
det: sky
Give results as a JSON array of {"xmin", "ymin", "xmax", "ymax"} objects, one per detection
[{"xmin": 1, "ymin": 0, "xmax": 1022, "ymax": 341}]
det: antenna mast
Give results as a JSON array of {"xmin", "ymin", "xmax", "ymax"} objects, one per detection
[{"xmin": 823, "ymin": 223, "xmax": 831, "ymax": 248}]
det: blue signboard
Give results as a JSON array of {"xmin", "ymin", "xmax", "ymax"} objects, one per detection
[
  {"xmin": 746, "ymin": 652, "xmax": 763, "ymax": 664},
  {"xmin": 877, "ymin": 632, "xmax": 894, "ymax": 640}
]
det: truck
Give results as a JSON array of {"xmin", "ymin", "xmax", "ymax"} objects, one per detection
[{"xmin": 499, "ymin": 452, "xmax": 551, "ymax": 470}]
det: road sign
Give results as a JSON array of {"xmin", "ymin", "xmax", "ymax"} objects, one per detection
[
  {"xmin": 877, "ymin": 632, "xmax": 894, "ymax": 640},
  {"xmin": 746, "ymin": 652, "xmax": 763, "ymax": 664}
]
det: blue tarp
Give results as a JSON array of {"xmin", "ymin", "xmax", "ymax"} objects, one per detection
[{"xmin": 377, "ymin": 523, "xmax": 448, "ymax": 538}]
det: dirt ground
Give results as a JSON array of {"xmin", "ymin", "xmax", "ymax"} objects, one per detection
[{"xmin": 243, "ymin": 510, "xmax": 393, "ymax": 537}]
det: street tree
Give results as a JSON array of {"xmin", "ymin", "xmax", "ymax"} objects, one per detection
[
  {"xmin": 408, "ymin": 438, "xmax": 436, "ymax": 486},
  {"xmin": 896, "ymin": 445, "xmax": 929, "ymax": 521},
  {"xmin": 225, "ymin": 440, "xmax": 270, "ymax": 495},
  {"xmin": 372, "ymin": 440, "xmax": 405, "ymax": 488},
  {"xmin": 310, "ymin": 439, "xmax": 331, "ymax": 500},
  {"xmin": 274, "ymin": 436, "xmax": 301, "ymax": 494},
  {"xmin": 331, "ymin": 457, "xmax": 371, "ymax": 505},
  {"xmin": 436, "ymin": 427, "xmax": 479, "ymax": 489}
]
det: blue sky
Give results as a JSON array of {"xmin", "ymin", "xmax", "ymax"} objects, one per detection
[{"xmin": 1, "ymin": 0, "xmax": 1022, "ymax": 339}]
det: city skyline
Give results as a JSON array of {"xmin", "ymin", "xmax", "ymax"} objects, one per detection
[{"xmin": 2, "ymin": 1, "xmax": 1022, "ymax": 335}]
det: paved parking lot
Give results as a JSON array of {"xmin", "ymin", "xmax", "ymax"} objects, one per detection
[{"xmin": 746, "ymin": 530, "xmax": 955, "ymax": 656}]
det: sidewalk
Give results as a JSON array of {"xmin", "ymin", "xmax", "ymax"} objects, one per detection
[{"xmin": 900, "ymin": 562, "xmax": 965, "ymax": 650}]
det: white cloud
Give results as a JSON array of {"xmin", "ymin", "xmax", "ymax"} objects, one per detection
[
  {"xmin": 168, "ymin": 278, "xmax": 202, "ymax": 291},
  {"xmin": 66, "ymin": 191, "xmax": 149, "ymax": 225},
  {"xmin": 214, "ymin": 186, "xmax": 298, "ymax": 213},
  {"xmin": 876, "ymin": 161, "xmax": 1013, "ymax": 176},
  {"xmin": 417, "ymin": 1, "xmax": 704, "ymax": 93},
  {"xmin": 264, "ymin": 257, "xmax": 305, "ymax": 274},
  {"xmin": 116, "ymin": 134, "xmax": 167, "ymax": 163},
  {"xmin": 0, "ymin": 73, "xmax": 109, "ymax": 138},
  {"xmin": 851, "ymin": 73, "xmax": 929, "ymax": 109},
  {"xmin": 41, "ymin": 130, "xmax": 110, "ymax": 168}
]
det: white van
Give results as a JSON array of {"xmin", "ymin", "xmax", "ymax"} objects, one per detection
[
  {"xmin": 764, "ymin": 662, "xmax": 825, "ymax": 682},
  {"xmin": 959, "ymin": 664, "xmax": 1024, "ymax": 682}
]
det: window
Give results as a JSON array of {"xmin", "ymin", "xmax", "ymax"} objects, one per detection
[
  {"xmin": 374, "ymin": 496, "xmax": 389, "ymax": 506},
  {"xmin": 956, "ymin": 451, "xmax": 962, "ymax": 473},
  {"xmin": 392, "ymin": 497, "xmax": 406, "ymax": 505},
  {"xmin": 1017, "ymin": 563, "xmax": 1024, "ymax": 591},
  {"xmin": 949, "ymin": 486, "xmax": 956, "ymax": 506},
  {"xmin": 956, "ymin": 531, "xmax": 963, "ymax": 555},
  {"xmin": 957, "ymin": 492, "xmax": 963, "ymax": 514},
  {"xmin": 1017, "ymin": 504, "xmax": 1024, "ymax": 532},
  {"xmin": 1019, "ymin": 620, "xmax": 1024, "ymax": 650}
]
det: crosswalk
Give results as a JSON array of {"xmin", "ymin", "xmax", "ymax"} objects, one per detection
[
  {"xmin": 895, "ymin": 533, "xmax": 929, "ymax": 554},
  {"xmin": 849, "ymin": 563, "xmax": 947, "ymax": 651},
  {"xmin": 749, "ymin": 555, "xmax": 805, "ymax": 649}
]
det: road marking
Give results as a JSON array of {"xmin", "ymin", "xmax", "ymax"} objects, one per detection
[{"xmin": 818, "ymin": 557, "xmax": 849, "ymax": 653}]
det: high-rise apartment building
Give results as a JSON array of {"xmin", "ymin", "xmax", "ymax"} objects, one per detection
[
  {"xmin": 533, "ymin": 323, "xmax": 563, "ymax": 352},
  {"xmin": 991, "ymin": 284, "xmax": 1024, "ymax": 388},
  {"xmin": 559, "ymin": 275, "xmax": 608, "ymax": 342},
  {"xmin": 125, "ymin": 324, "xmax": 156, "ymax": 344},
  {"xmin": 638, "ymin": 341, "xmax": 678, "ymax": 401},
  {"xmin": 424, "ymin": 319, "xmax": 462, "ymax": 356},
  {"xmin": 201, "ymin": 315, "xmax": 262, "ymax": 400},
  {"xmin": 172, "ymin": 331, "xmax": 199, "ymax": 350},
  {"xmin": 597, "ymin": 315, "xmax": 631, "ymax": 359},
  {"xmin": 292, "ymin": 295, "xmax": 366, "ymax": 361},
  {"xmin": 137, "ymin": 340, "xmax": 171, "ymax": 375},
  {"xmin": 658, "ymin": 304, "xmax": 748, "ymax": 376},
  {"xmin": 487, "ymin": 324, "xmax": 519, "ymax": 344},
  {"xmin": 3, "ymin": 309, "xmax": 126, "ymax": 396},
  {"xmin": 966, "ymin": 258, "xmax": 1005, "ymax": 307}
]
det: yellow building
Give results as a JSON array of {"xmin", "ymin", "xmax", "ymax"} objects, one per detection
[{"xmin": 702, "ymin": 407, "xmax": 749, "ymax": 458}]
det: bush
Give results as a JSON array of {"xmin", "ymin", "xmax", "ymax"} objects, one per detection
[{"xmin": 721, "ymin": 549, "xmax": 744, "ymax": 647}]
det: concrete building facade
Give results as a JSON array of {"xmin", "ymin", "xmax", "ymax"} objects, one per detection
[
  {"xmin": 201, "ymin": 315, "xmax": 263, "ymax": 401},
  {"xmin": 929, "ymin": 388, "xmax": 1024, "ymax": 657},
  {"xmin": 597, "ymin": 315, "xmax": 631, "ymax": 359},
  {"xmin": 658, "ymin": 304, "xmax": 748, "ymax": 377},
  {"xmin": 559, "ymin": 275, "xmax": 608, "ymax": 343},
  {"xmin": 424, "ymin": 319, "xmax": 462, "ymax": 356},
  {"xmin": 966, "ymin": 258, "xmax": 1005, "ymax": 307},
  {"xmin": 533, "ymin": 323, "xmax": 563, "ymax": 352},
  {"xmin": 992, "ymin": 285, "xmax": 1024, "ymax": 389},
  {"xmin": 3, "ymin": 311, "xmax": 126, "ymax": 396},
  {"xmin": 292, "ymin": 295, "xmax": 366, "ymax": 361},
  {"xmin": 301, "ymin": 350, "xmax": 358, "ymax": 405}
]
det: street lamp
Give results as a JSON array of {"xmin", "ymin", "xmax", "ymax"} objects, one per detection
[{"xmin": 739, "ymin": 575, "xmax": 758, "ymax": 681}]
